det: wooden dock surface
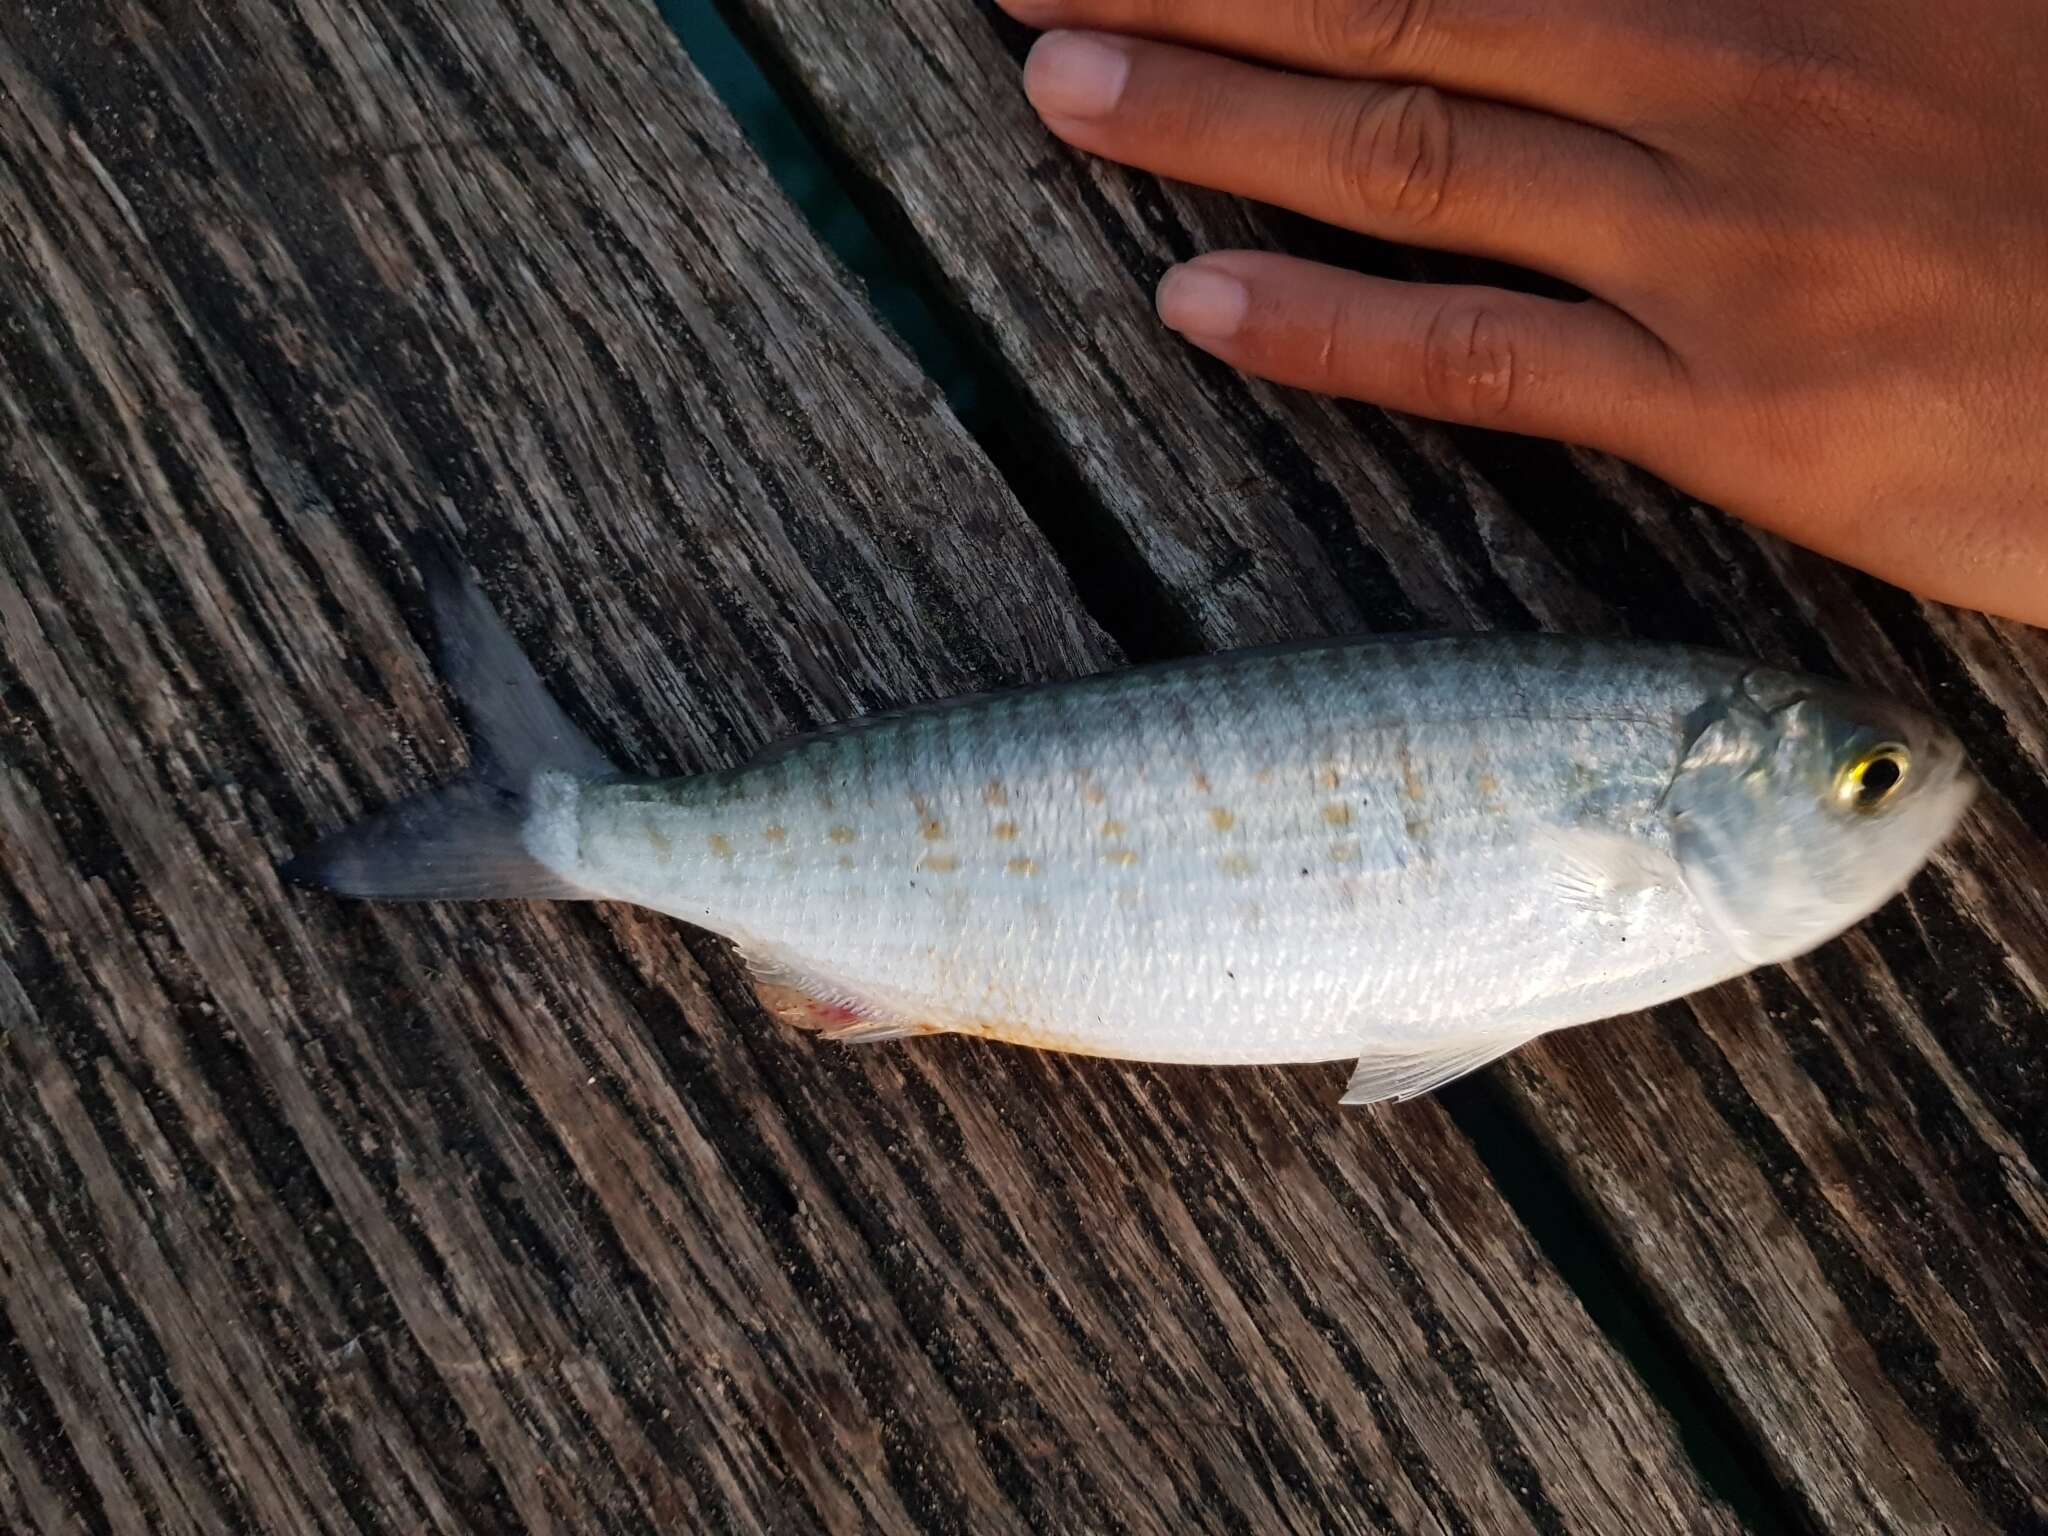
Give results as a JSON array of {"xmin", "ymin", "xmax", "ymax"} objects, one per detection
[{"xmin": 1, "ymin": 1, "xmax": 2044, "ymax": 1531}]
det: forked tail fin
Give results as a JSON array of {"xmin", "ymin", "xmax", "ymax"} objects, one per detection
[{"xmin": 281, "ymin": 536, "xmax": 616, "ymax": 902}]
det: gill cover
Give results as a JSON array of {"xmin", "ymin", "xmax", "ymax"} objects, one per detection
[
  {"xmin": 1663, "ymin": 668, "xmax": 1975, "ymax": 967},
  {"xmin": 1664, "ymin": 676, "xmax": 1807, "ymax": 964}
]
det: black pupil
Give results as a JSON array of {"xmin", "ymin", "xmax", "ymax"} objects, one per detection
[{"xmin": 1858, "ymin": 756, "xmax": 1903, "ymax": 805}]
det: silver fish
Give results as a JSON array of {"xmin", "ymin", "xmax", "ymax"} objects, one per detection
[{"xmin": 289, "ymin": 550, "xmax": 1976, "ymax": 1104}]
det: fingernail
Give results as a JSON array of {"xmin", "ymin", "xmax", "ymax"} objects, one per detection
[
  {"xmin": 1156, "ymin": 266, "xmax": 1248, "ymax": 340},
  {"xmin": 1024, "ymin": 32, "xmax": 1130, "ymax": 120}
]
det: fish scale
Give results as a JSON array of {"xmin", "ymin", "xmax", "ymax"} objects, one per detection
[
  {"xmin": 291, "ymin": 551, "xmax": 1974, "ymax": 1104},
  {"xmin": 580, "ymin": 639, "xmax": 1757, "ymax": 1061}
]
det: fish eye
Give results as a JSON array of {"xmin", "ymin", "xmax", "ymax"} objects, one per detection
[{"xmin": 1836, "ymin": 742, "xmax": 1911, "ymax": 814}]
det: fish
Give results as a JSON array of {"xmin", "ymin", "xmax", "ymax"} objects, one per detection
[{"xmin": 285, "ymin": 545, "xmax": 1977, "ymax": 1105}]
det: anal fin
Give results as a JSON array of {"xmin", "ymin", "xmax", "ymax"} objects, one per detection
[
  {"xmin": 1341, "ymin": 1026, "xmax": 1545, "ymax": 1106},
  {"xmin": 747, "ymin": 957, "xmax": 948, "ymax": 1045}
]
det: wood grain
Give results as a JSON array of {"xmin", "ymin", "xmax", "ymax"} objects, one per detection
[
  {"xmin": 0, "ymin": 1, "xmax": 1745, "ymax": 1531},
  {"xmin": 711, "ymin": 1, "xmax": 2048, "ymax": 1529}
]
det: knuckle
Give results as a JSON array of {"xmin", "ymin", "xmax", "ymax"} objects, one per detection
[
  {"xmin": 1420, "ymin": 300, "xmax": 1519, "ymax": 420},
  {"xmin": 1315, "ymin": 0, "xmax": 1434, "ymax": 71},
  {"xmin": 1751, "ymin": 60, "xmax": 1858, "ymax": 132},
  {"xmin": 1333, "ymin": 84, "xmax": 1455, "ymax": 225},
  {"xmin": 1306, "ymin": 304, "xmax": 1349, "ymax": 390},
  {"xmin": 1151, "ymin": 73, "xmax": 1243, "ymax": 160},
  {"xmin": 1735, "ymin": 26, "xmax": 1879, "ymax": 136}
]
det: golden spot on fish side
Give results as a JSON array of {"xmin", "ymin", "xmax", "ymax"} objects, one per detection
[
  {"xmin": 983, "ymin": 780, "xmax": 1008, "ymax": 807},
  {"xmin": 1394, "ymin": 737, "xmax": 1427, "ymax": 806},
  {"xmin": 829, "ymin": 824, "xmax": 858, "ymax": 844},
  {"xmin": 1103, "ymin": 848, "xmax": 1140, "ymax": 868},
  {"xmin": 1191, "ymin": 769, "xmax": 1213, "ymax": 794},
  {"xmin": 644, "ymin": 819, "xmax": 673, "ymax": 862},
  {"xmin": 708, "ymin": 833, "xmax": 735, "ymax": 861},
  {"xmin": 1330, "ymin": 840, "xmax": 1360, "ymax": 863},
  {"xmin": 918, "ymin": 852, "xmax": 959, "ymax": 875},
  {"xmin": 992, "ymin": 820, "xmax": 1019, "ymax": 841},
  {"xmin": 1474, "ymin": 771, "xmax": 1508, "ymax": 818},
  {"xmin": 1321, "ymin": 803, "xmax": 1352, "ymax": 827},
  {"xmin": 1081, "ymin": 781, "xmax": 1108, "ymax": 806},
  {"xmin": 1208, "ymin": 807, "xmax": 1236, "ymax": 833},
  {"xmin": 1005, "ymin": 856, "xmax": 1038, "ymax": 877},
  {"xmin": 1254, "ymin": 768, "xmax": 1275, "ymax": 786},
  {"xmin": 1404, "ymin": 817, "xmax": 1431, "ymax": 843},
  {"xmin": 920, "ymin": 818, "xmax": 946, "ymax": 842},
  {"xmin": 1218, "ymin": 852, "xmax": 1253, "ymax": 878},
  {"xmin": 1099, "ymin": 819, "xmax": 1126, "ymax": 840},
  {"xmin": 1317, "ymin": 766, "xmax": 1341, "ymax": 791},
  {"xmin": 837, "ymin": 854, "xmax": 855, "ymax": 870},
  {"xmin": 763, "ymin": 824, "xmax": 787, "ymax": 844}
]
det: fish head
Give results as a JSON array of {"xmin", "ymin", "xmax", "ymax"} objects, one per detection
[{"xmin": 1662, "ymin": 666, "xmax": 1976, "ymax": 965}]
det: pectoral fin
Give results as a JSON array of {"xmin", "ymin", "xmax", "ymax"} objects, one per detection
[
  {"xmin": 1537, "ymin": 826, "xmax": 1677, "ymax": 915},
  {"xmin": 1341, "ymin": 1026, "xmax": 1545, "ymax": 1106}
]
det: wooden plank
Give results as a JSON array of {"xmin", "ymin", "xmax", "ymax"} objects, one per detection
[
  {"xmin": 711, "ymin": 1, "xmax": 2048, "ymax": 1529},
  {"xmin": 0, "ymin": 2, "xmax": 1743, "ymax": 1532}
]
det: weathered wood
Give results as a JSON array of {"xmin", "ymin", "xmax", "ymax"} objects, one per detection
[
  {"xmin": 713, "ymin": 1, "xmax": 2048, "ymax": 1529},
  {"xmin": 0, "ymin": 1, "xmax": 1749, "ymax": 1532}
]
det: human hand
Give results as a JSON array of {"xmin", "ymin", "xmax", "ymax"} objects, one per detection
[{"xmin": 998, "ymin": 0, "xmax": 2048, "ymax": 625}]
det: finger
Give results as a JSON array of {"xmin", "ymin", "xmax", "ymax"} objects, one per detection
[
  {"xmin": 1155, "ymin": 251, "xmax": 1681, "ymax": 454},
  {"xmin": 998, "ymin": 0, "xmax": 1661, "ymax": 125},
  {"xmin": 1024, "ymin": 32, "xmax": 1675, "ymax": 291}
]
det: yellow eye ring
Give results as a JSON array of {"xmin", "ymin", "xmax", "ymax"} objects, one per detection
[{"xmin": 1837, "ymin": 743, "xmax": 1911, "ymax": 814}]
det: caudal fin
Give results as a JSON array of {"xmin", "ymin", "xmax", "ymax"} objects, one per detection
[{"xmin": 282, "ymin": 536, "xmax": 616, "ymax": 902}]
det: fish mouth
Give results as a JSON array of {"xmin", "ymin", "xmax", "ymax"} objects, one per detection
[{"xmin": 1920, "ymin": 753, "xmax": 1980, "ymax": 842}]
